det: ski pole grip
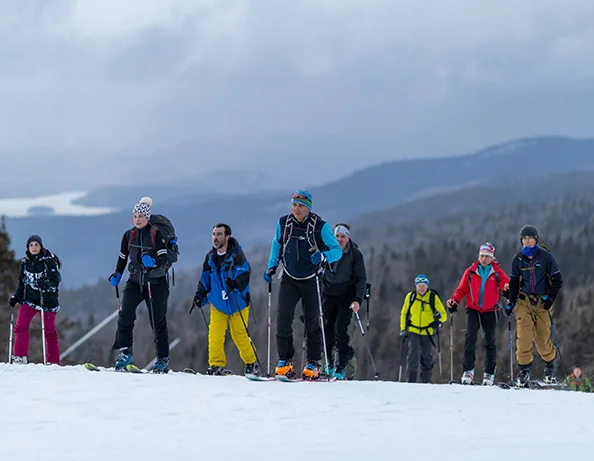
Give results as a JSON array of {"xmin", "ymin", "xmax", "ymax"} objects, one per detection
[
  {"xmin": 115, "ymin": 286, "xmax": 120, "ymax": 298},
  {"xmin": 268, "ymin": 283, "xmax": 272, "ymax": 294}
]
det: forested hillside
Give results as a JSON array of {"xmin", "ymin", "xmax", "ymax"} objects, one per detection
[{"xmin": 28, "ymin": 193, "xmax": 594, "ymax": 383}]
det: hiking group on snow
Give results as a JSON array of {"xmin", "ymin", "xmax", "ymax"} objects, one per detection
[{"xmin": 5, "ymin": 189, "xmax": 591, "ymax": 390}]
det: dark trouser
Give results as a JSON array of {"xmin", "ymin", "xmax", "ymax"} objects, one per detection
[
  {"xmin": 276, "ymin": 274, "xmax": 321, "ymax": 363},
  {"xmin": 463, "ymin": 309, "xmax": 497, "ymax": 374},
  {"xmin": 112, "ymin": 277, "xmax": 170, "ymax": 359},
  {"xmin": 407, "ymin": 332, "xmax": 434, "ymax": 383},
  {"xmin": 323, "ymin": 293, "xmax": 354, "ymax": 368}
]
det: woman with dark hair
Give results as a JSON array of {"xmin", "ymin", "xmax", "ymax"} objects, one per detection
[{"xmin": 9, "ymin": 234, "xmax": 62, "ymax": 364}]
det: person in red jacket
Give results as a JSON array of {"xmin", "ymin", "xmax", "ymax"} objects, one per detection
[{"xmin": 446, "ymin": 243, "xmax": 509, "ymax": 385}]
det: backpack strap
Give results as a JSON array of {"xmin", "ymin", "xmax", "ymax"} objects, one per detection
[{"xmin": 149, "ymin": 226, "xmax": 157, "ymax": 248}]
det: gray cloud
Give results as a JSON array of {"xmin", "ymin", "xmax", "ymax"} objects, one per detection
[{"xmin": 0, "ymin": 0, "xmax": 593, "ymax": 172}]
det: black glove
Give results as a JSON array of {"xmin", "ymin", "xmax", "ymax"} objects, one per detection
[
  {"xmin": 433, "ymin": 311, "xmax": 442, "ymax": 321},
  {"xmin": 190, "ymin": 295, "xmax": 204, "ymax": 315},
  {"xmin": 8, "ymin": 295, "xmax": 19, "ymax": 308},
  {"xmin": 542, "ymin": 297, "xmax": 554, "ymax": 311},
  {"xmin": 502, "ymin": 289, "xmax": 511, "ymax": 300},
  {"xmin": 37, "ymin": 279, "xmax": 49, "ymax": 291},
  {"xmin": 504, "ymin": 303, "xmax": 514, "ymax": 317},
  {"xmin": 448, "ymin": 301, "xmax": 458, "ymax": 314},
  {"xmin": 399, "ymin": 331, "xmax": 408, "ymax": 339},
  {"xmin": 225, "ymin": 278, "xmax": 237, "ymax": 291}
]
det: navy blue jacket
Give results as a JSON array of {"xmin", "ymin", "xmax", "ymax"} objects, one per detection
[
  {"xmin": 267, "ymin": 213, "xmax": 342, "ymax": 280},
  {"xmin": 508, "ymin": 247, "xmax": 563, "ymax": 305}
]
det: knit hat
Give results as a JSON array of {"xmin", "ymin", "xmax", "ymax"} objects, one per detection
[
  {"xmin": 415, "ymin": 274, "xmax": 429, "ymax": 286},
  {"xmin": 291, "ymin": 189, "xmax": 312, "ymax": 210},
  {"xmin": 479, "ymin": 242, "xmax": 495, "ymax": 258},
  {"xmin": 132, "ymin": 196, "xmax": 153, "ymax": 220},
  {"xmin": 520, "ymin": 225, "xmax": 538, "ymax": 243},
  {"xmin": 26, "ymin": 234, "xmax": 43, "ymax": 248}
]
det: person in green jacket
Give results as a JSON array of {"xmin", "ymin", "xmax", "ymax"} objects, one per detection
[{"xmin": 563, "ymin": 366, "xmax": 593, "ymax": 392}]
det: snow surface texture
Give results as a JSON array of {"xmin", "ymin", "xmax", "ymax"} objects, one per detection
[
  {"xmin": 0, "ymin": 191, "xmax": 112, "ymax": 217},
  {"xmin": 0, "ymin": 363, "xmax": 592, "ymax": 460}
]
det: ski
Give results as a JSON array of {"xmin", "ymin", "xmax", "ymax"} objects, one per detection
[
  {"xmin": 245, "ymin": 374, "xmax": 276, "ymax": 381},
  {"xmin": 83, "ymin": 363, "xmax": 146, "ymax": 373},
  {"xmin": 275, "ymin": 375, "xmax": 336, "ymax": 383},
  {"xmin": 184, "ymin": 367, "xmax": 234, "ymax": 376}
]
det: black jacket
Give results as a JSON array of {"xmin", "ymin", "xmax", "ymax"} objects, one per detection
[
  {"xmin": 14, "ymin": 249, "xmax": 61, "ymax": 312},
  {"xmin": 115, "ymin": 224, "xmax": 169, "ymax": 284},
  {"xmin": 323, "ymin": 241, "xmax": 367, "ymax": 304}
]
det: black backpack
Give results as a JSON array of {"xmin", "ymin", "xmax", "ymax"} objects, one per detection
[{"xmin": 149, "ymin": 214, "xmax": 179, "ymax": 267}]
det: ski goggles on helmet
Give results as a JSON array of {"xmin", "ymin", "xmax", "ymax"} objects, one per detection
[
  {"xmin": 292, "ymin": 193, "xmax": 309, "ymax": 201},
  {"xmin": 415, "ymin": 275, "xmax": 429, "ymax": 285}
]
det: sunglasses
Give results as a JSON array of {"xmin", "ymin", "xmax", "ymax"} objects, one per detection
[{"xmin": 415, "ymin": 276, "xmax": 429, "ymax": 284}]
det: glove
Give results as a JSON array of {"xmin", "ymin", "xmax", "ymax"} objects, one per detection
[
  {"xmin": 37, "ymin": 279, "xmax": 49, "ymax": 291},
  {"xmin": 502, "ymin": 289, "xmax": 511, "ymax": 300},
  {"xmin": 263, "ymin": 267, "xmax": 277, "ymax": 284},
  {"xmin": 8, "ymin": 295, "xmax": 19, "ymax": 308},
  {"xmin": 504, "ymin": 303, "xmax": 514, "ymax": 317},
  {"xmin": 433, "ymin": 311, "xmax": 442, "ymax": 321},
  {"xmin": 310, "ymin": 251, "xmax": 326, "ymax": 265},
  {"xmin": 542, "ymin": 297, "xmax": 554, "ymax": 310},
  {"xmin": 399, "ymin": 331, "xmax": 408, "ymax": 339},
  {"xmin": 109, "ymin": 272, "xmax": 122, "ymax": 287},
  {"xmin": 190, "ymin": 295, "xmax": 204, "ymax": 315},
  {"xmin": 141, "ymin": 254, "xmax": 156, "ymax": 268},
  {"xmin": 448, "ymin": 301, "xmax": 458, "ymax": 314},
  {"xmin": 225, "ymin": 278, "xmax": 237, "ymax": 291}
]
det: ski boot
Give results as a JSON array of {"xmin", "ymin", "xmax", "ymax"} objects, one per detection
[
  {"xmin": 11, "ymin": 356, "xmax": 28, "ymax": 364},
  {"xmin": 302, "ymin": 361, "xmax": 320, "ymax": 380},
  {"xmin": 206, "ymin": 365, "xmax": 225, "ymax": 376},
  {"xmin": 334, "ymin": 367, "xmax": 346, "ymax": 380},
  {"xmin": 482, "ymin": 372, "xmax": 495, "ymax": 386},
  {"xmin": 275, "ymin": 360, "xmax": 294, "ymax": 378},
  {"xmin": 244, "ymin": 361, "xmax": 260, "ymax": 376},
  {"xmin": 461, "ymin": 369, "xmax": 474, "ymax": 385},
  {"xmin": 516, "ymin": 364, "xmax": 531, "ymax": 387},
  {"xmin": 544, "ymin": 359, "xmax": 557, "ymax": 384},
  {"xmin": 115, "ymin": 349, "xmax": 133, "ymax": 371},
  {"xmin": 152, "ymin": 357, "xmax": 169, "ymax": 374}
]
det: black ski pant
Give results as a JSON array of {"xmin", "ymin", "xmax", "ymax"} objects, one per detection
[
  {"xmin": 407, "ymin": 332, "xmax": 434, "ymax": 383},
  {"xmin": 463, "ymin": 309, "xmax": 497, "ymax": 375},
  {"xmin": 322, "ymin": 293, "xmax": 354, "ymax": 368},
  {"xmin": 276, "ymin": 274, "xmax": 321, "ymax": 363},
  {"xmin": 112, "ymin": 277, "xmax": 170, "ymax": 359}
]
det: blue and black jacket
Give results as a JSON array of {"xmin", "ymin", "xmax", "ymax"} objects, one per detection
[
  {"xmin": 195, "ymin": 237, "xmax": 250, "ymax": 315},
  {"xmin": 508, "ymin": 246, "xmax": 563, "ymax": 305},
  {"xmin": 267, "ymin": 212, "xmax": 342, "ymax": 280}
]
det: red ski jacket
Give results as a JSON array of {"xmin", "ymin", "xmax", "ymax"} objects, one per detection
[{"xmin": 451, "ymin": 261, "xmax": 509, "ymax": 312}]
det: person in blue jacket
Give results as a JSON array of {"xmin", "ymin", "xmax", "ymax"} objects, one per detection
[
  {"xmin": 192, "ymin": 224, "xmax": 256, "ymax": 375},
  {"xmin": 264, "ymin": 190, "xmax": 342, "ymax": 380}
]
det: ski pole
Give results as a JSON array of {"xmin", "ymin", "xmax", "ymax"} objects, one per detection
[
  {"xmin": 365, "ymin": 283, "xmax": 371, "ymax": 334},
  {"xmin": 548, "ymin": 310, "xmax": 564, "ymax": 376},
  {"xmin": 449, "ymin": 315, "xmax": 454, "ymax": 383},
  {"xmin": 267, "ymin": 283, "xmax": 272, "ymax": 377},
  {"xmin": 145, "ymin": 277, "xmax": 159, "ymax": 360},
  {"xmin": 398, "ymin": 336, "xmax": 407, "ymax": 382},
  {"xmin": 40, "ymin": 294, "xmax": 47, "ymax": 365},
  {"xmin": 8, "ymin": 303, "xmax": 14, "ymax": 364},
  {"xmin": 436, "ymin": 323, "xmax": 442, "ymax": 381},
  {"xmin": 354, "ymin": 311, "xmax": 379, "ymax": 379},
  {"xmin": 508, "ymin": 315, "xmax": 513, "ymax": 383},
  {"xmin": 115, "ymin": 286, "xmax": 121, "ymax": 311},
  {"xmin": 199, "ymin": 305, "xmax": 209, "ymax": 331},
  {"xmin": 315, "ymin": 274, "xmax": 331, "ymax": 379},
  {"xmin": 230, "ymin": 290, "xmax": 263, "ymax": 372}
]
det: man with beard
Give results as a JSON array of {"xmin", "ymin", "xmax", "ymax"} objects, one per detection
[{"xmin": 192, "ymin": 223, "xmax": 256, "ymax": 375}]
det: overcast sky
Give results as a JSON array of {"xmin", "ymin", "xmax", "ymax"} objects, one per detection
[{"xmin": 1, "ymin": 0, "xmax": 594, "ymax": 166}]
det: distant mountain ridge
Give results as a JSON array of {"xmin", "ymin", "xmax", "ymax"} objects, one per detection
[{"xmin": 5, "ymin": 135, "xmax": 594, "ymax": 287}]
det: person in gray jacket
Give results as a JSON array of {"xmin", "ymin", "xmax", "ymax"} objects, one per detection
[{"xmin": 322, "ymin": 223, "xmax": 367, "ymax": 380}]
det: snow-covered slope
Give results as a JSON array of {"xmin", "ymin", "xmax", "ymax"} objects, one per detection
[{"xmin": 0, "ymin": 363, "xmax": 591, "ymax": 460}]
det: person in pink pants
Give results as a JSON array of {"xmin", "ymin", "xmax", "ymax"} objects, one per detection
[{"xmin": 9, "ymin": 234, "xmax": 62, "ymax": 364}]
